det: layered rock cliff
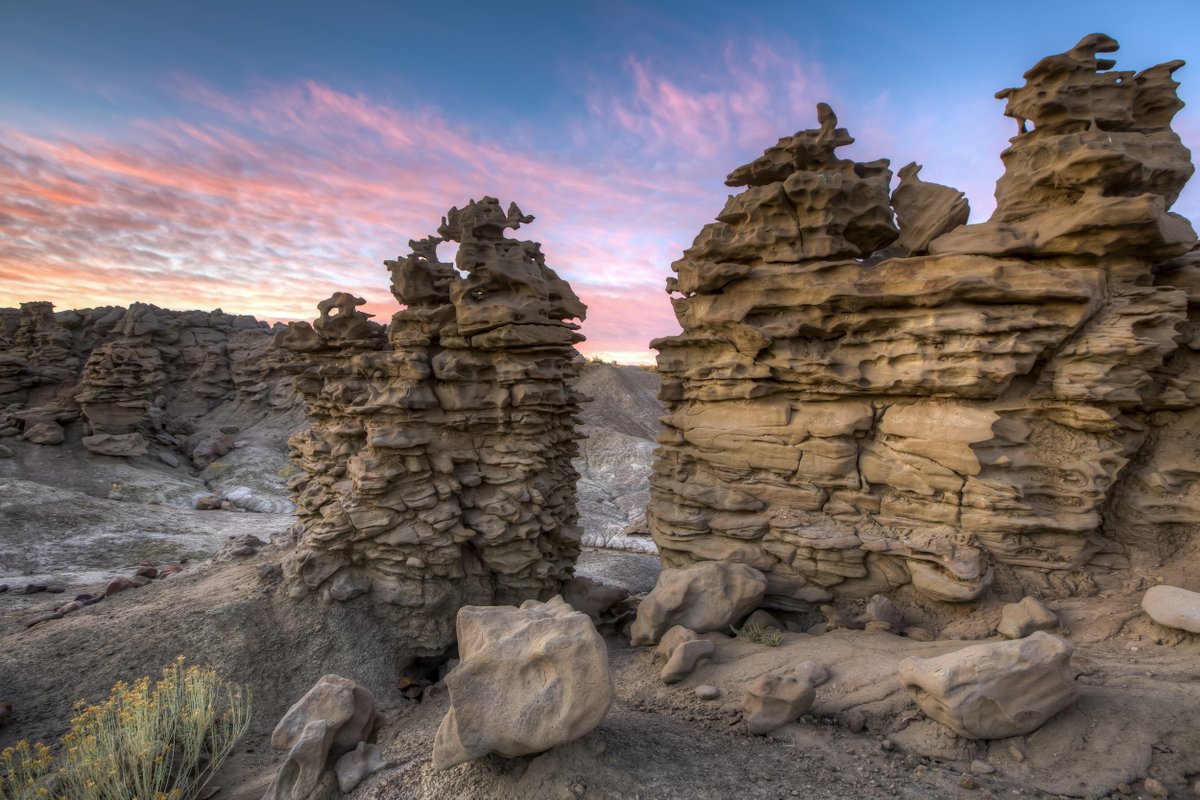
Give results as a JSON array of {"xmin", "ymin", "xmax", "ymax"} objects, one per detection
[
  {"xmin": 649, "ymin": 35, "xmax": 1199, "ymax": 608},
  {"xmin": 276, "ymin": 198, "xmax": 589, "ymax": 653}
]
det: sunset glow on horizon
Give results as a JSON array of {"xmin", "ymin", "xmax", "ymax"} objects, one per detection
[{"xmin": 3, "ymin": 2, "xmax": 1199, "ymax": 362}]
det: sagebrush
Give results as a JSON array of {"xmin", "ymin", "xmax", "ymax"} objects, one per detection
[{"xmin": 0, "ymin": 657, "xmax": 251, "ymax": 800}]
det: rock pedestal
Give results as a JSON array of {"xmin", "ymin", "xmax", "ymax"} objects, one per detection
[
  {"xmin": 277, "ymin": 199, "xmax": 588, "ymax": 654},
  {"xmin": 648, "ymin": 35, "xmax": 1200, "ymax": 608}
]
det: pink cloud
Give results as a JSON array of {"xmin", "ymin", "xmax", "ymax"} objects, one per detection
[{"xmin": 3, "ymin": 37, "xmax": 1196, "ymax": 361}]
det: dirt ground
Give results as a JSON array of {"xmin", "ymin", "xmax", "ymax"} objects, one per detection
[{"xmin": 2, "ymin": 486, "xmax": 1199, "ymax": 800}]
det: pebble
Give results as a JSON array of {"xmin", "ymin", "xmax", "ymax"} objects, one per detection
[
  {"xmin": 694, "ymin": 685, "xmax": 720, "ymax": 701},
  {"xmin": 136, "ymin": 566, "xmax": 159, "ymax": 579},
  {"xmin": 846, "ymin": 710, "xmax": 866, "ymax": 732},
  {"xmin": 56, "ymin": 601, "xmax": 83, "ymax": 614},
  {"xmin": 0, "ymin": 584, "xmax": 8, "ymax": 593},
  {"xmin": 971, "ymin": 760, "xmax": 997, "ymax": 775},
  {"xmin": 22, "ymin": 584, "xmax": 47, "ymax": 595},
  {"xmin": 1008, "ymin": 744, "xmax": 1026, "ymax": 762},
  {"xmin": 959, "ymin": 775, "xmax": 976, "ymax": 790},
  {"xmin": 46, "ymin": 586, "xmax": 64, "ymax": 594},
  {"xmin": 106, "ymin": 576, "xmax": 133, "ymax": 596},
  {"xmin": 130, "ymin": 576, "xmax": 152, "ymax": 588},
  {"xmin": 1116, "ymin": 783, "xmax": 1131, "ymax": 795},
  {"xmin": 904, "ymin": 626, "xmax": 935, "ymax": 641},
  {"xmin": 1144, "ymin": 778, "xmax": 1168, "ymax": 798}
]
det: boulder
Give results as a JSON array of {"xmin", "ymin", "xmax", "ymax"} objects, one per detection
[
  {"xmin": 898, "ymin": 631, "xmax": 1076, "ymax": 739},
  {"xmin": 866, "ymin": 595, "xmax": 905, "ymax": 630},
  {"xmin": 561, "ymin": 575, "xmax": 631, "ymax": 629},
  {"xmin": 1142, "ymin": 585, "xmax": 1200, "ymax": 633},
  {"xmin": 433, "ymin": 596, "xmax": 613, "ymax": 770},
  {"xmin": 631, "ymin": 562, "xmax": 767, "ymax": 645},
  {"xmin": 743, "ymin": 661, "xmax": 829, "ymax": 735},
  {"xmin": 997, "ymin": 596, "xmax": 1059, "ymax": 639},
  {"xmin": 266, "ymin": 674, "xmax": 377, "ymax": 799}
]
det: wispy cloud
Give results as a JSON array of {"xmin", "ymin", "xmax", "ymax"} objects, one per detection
[{"xmin": 2, "ymin": 36, "xmax": 1196, "ymax": 358}]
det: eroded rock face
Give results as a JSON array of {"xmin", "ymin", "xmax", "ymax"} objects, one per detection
[
  {"xmin": 0, "ymin": 301, "xmax": 298, "ymax": 462},
  {"xmin": 898, "ymin": 631, "xmax": 1076, "ymax": 740},
  {"xmin": 432, "ymin": 596, "xmax": 613, "ymax": 769},
  {"xmin": 649, "ymin": 35, "xmax": 1200, "ymax": 607},
  {"xmin": 277, "ymin": 199, "xmax": 588, "ymax": 654}
]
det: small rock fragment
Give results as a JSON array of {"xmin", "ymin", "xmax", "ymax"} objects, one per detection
[
  {"xmin": 334, "ymin": 741, "xmax": 386, "ymax": 793},
  {"xmin": 22, "ymin": 584, "xmax": 46, "ymax": 595},
  {"xmin": 958, "ymin": 774, "xmax": 975, "ymax": 790},
  {"xmin": 970, "ymin": 760, "xmax": 996, "ymax": 775},
  {"xmin": 997, "ymin": 596, "xmax": 1058, "ymax": 639},
  {"xmin": 743, "ymin": 608, "xmax": 783, "ymax": 631},
  {"xmin": 1144, "ymin": 777, "xmax": 1168, "ymax": 798},
  {"xmin": 654, "ymin": 625, "xmax": 699, "ymax": 660},
  {"xmin": 867, "ymin": 594, "xmax": 905, "ymax": 629},
  {"xmin": 904, "ymin": 626, "xmax": 935, "ymax": 641},
  {"xmin": 1008, "ymin": 744, "xmax": 1025, "ymax": 762},
  {"xmin": 105, "ymin": 576, "xmax": 132, "ymax": 596},
  {"xmin": 694, "ymin": 685, "xmax": 720, "ymax": 701},
  {"xmin": 661, "ymin": 639, "xmax": 714, "ymax": 684}
]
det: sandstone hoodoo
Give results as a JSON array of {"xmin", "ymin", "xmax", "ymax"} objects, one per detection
[
  {"xmin": 277, "ymin": 198, "xmax": 589, "ymax": 654},
  {"xmin": 648, "ymin": 34, "xmax": 1200, "ymax": 609}
]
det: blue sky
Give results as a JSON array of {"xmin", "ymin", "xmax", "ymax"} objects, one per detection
[{"xmin": 2, "ymin": 1, "xmax": 1198, "ymax": 361}]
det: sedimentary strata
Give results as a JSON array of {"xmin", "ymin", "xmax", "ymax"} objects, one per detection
[
  {"xmin": 277, "ymin": 198, "xmax": 588, "ymax": 653},
  {"xmin": 649, "ymin": 35, "xmax": 1199, "ymax": 607},
  {"xmin": 0, "ymin": 301, "xmax": 294, "ymax": 461}
]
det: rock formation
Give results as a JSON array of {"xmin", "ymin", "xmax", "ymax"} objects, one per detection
[
  {"xmin": 649, "ymin": 35, "xmax": 1199, "ymax": 607},
  {"xmin": 277, "ymin": 198, "xmax": 588, "ymax": 654},
  {"xmin": 432, "ymin": 597, "xmax": 613, "ymax": 769},
  {"xmin": 631, "ymin": 561, "xmax": 767, "ymax": 645},
  {"xmin": 742, "ymin": 660, "xmax": 829, "ymax": 735},
  {"xmin": 0, "ymin": 301, "xmax": 297, "ymax": 462}
]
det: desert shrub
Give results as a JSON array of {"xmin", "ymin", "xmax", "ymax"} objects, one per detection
[
  {"xmin": 0, "ymin": 740, "xmax": 54, "ymax": 799},
  {"xmin": 0, "ymin": 658, "xmax": 251, "ymax": 800},
  {"xmin": 731, "ymin": 622, "xmax": 783, "ymax": 647}
]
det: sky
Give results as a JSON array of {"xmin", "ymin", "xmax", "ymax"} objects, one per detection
[{"xmin": 2, "ymin": 1, "xmax": 1199, "ymax": 363}]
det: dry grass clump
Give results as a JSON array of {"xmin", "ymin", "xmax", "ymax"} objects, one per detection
[
  {"xmin": 732, "ymin": 622, "xmax": 784, "ymax": 647},
  {"xmin": 0, "ymin": 657, "xmax": 251, "ymax": 800}
]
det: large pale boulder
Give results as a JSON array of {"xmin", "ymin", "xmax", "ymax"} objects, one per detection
[
  {"xmin": 631, "ymin": 561, "xmax": 767, "ymax": 645},
  {"xmin": 1142, "ymin": 585, "xmax": 1200, "ymax": 633},
  {"xmin": 433, "ymin": 596, "xmax": 614, "ymax": 770},
  {"xmin": 898, "ymin": 631, "xmax": 1076, "ymax": 739}
]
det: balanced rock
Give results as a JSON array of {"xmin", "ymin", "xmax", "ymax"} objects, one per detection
[
  {"xmin": 743, "ymin": 661, "xmax": 829, "ymax": 735},
  {"xmin": 266, "ymin": 674, "xmax": 377, "ymax": 800},
  {"xmin": 433, "ymin": 596, "xmax": 613, "ymax": 770},
  {"xmin": 631, "ymin": 561, "xmax": 767, "ymax": 645},
  {"xmin": 648, "ymin": 35, "xmax": 1200, "ymax": 608},
  {"xmin": 898, "ymin": 631, "xmax": 1076, "ymax": 739},
  {"xmin": 277, "ymin": 199, "xmax": 587, "ymax": 655},
  {"xmin": 997, "ymin": 596, "xmax": 1059, "ymax": 639},
  {"xmin": 1142, "ymin": 585, "xmax": 1200, "ymax": 633}
]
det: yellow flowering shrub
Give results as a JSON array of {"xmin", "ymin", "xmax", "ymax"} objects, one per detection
[{"xmin": 0, "ymin": 658, "xmax": 251, "ymax": 800}]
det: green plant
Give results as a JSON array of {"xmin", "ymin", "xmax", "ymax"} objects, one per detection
[
  {"xmin": 0, "ymin": 658, "xmax": 251, "ymax": 800},
  {"xmin": 731, "ymin": 622, "xmax": 783, "ymax": 647}
]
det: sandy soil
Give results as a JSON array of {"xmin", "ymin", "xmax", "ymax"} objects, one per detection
[{"xmin": 1, "ymin": 484, "xmax": 1198, "ymax": 800}]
